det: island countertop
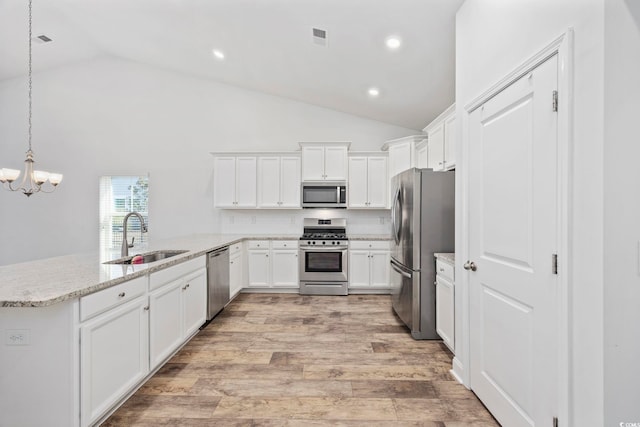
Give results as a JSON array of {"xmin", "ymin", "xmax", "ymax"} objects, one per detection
[{"xmin": 0, "ymin": 234, "xmax": 300, "ymax": 308}]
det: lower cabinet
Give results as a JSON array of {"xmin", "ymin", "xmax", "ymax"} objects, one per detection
[
  {"xmin": 229, "ymin": 242, "xmax": 244, "ymax": 298},
  {"xmin": 79, "ymin": 279, "xmax": 149, "ymax": 427},
  {"xmin": 149, "ymin": 258, "xmax": 207, "ymax": 370},
  {"xmin": 247, "ymin": 240, "xmax": 299, "ymax": 289},
  {"xmin": 349, "ymin": 241, "xmax": 391, "ymax": 292},
  {"xmin": 435, "ymin": 257, "xmax": 455, "ymax": 352}
]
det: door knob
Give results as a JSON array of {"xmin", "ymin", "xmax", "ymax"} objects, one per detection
[{"xmin": 463, "ymin": 261, "xmax": 477, "ymax": 271}]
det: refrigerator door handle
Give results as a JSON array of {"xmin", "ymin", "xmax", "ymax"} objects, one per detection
[
  {"xmin": 391, "ymin": 187, "xmax": 402, "ymax": 245},
  {"xmin": 390, "ymin": 258, "xmax": 412, "ymax": 279}
]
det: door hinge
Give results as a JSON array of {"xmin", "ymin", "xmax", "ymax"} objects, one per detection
[
  {"xmin": 552, "ymin": 254, "xmax": 558, "ymax": 275},
  {"xmin": 553, "ymin": 416, "xmax": 559, "ymax": 427},
  {"xmin": 552, "ymin": 90, "xmax": 558, "ymax": 112}
]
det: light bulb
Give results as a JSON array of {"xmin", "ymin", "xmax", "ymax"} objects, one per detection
[
  {"xmin": 48, "ymin": 173, "xmax": 63, "ymax": 185},
  {"xmin": 33, "ymin": 170, "xmax": 49, "ymax": 184},
  {"xmin": 1, "ymin": 168, "xmax": 21, "ymax": 182}
]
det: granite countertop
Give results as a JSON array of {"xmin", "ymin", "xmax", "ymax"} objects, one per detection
[
  {"xmin": 0, "ymin": 234, "xmax": 299, "ymax": 308},
  {"xmin": 434, "ymin": 252, "xmax": 455, "ymax": 264},
  {"xmin": 348, "ymin": 234, "xmax": 391, "ymax": 241}
]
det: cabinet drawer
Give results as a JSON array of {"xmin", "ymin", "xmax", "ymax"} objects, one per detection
[
  {"xmin": 436, "ymin": 259, "xmax": 454, "ymax": 282},
  {"xmin": 149, "ymin": 256, "xmax": 206, "ymax": 291},
  {"xmin": 248, "ymin": 240, "xmax": 270, "ymax": 249},
  {"xmin": 229, "ymin": 242, "xmax": 243, "ymax": 255},
  {"xmin": 271, "ymin": 240, "xmax": 298, "ymax": 250},
  {"xmin": 349, "ymin": 240, "xmax": 390, "ymax": 250},
  {"xmin": 80, "ymin": 276, "xmax": 147, "ymax": 322}
]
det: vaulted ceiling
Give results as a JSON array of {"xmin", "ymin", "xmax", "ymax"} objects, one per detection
[{"xmin": 0, "ymin": 0, "xmax": 464, "ymax": 130}]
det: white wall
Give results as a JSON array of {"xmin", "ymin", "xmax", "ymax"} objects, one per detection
[
  {"xmin": 0, "ymin": 56, "xmax": 415, "ymax": 266},
  {"xmin": 603, "ymin": 0, "xmax": 640, "ymax": 424},
  {"xmin": 456, "ymin": 1, "xmax": 605, "ymax": 425}
]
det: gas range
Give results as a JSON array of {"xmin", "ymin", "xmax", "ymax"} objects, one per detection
[{"xmin": 299, "ymin": 219, "xmax": 348, "ymax": 249}]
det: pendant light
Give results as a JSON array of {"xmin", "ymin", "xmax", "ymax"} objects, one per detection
[{"xmin": 0, "ymin": 0, "xmax": 63, "ymax": 197}]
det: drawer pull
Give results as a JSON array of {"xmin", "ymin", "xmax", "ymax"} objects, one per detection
[
  {"xmin": 182, "ymin": 283, "xmax": 190, "ymax": 290},
  {"xmin": 143, "ymin": 306, "xmax": 150, "ymax": 311},
  {"xmin": 118, "ymin": 292, "xmax": 126, "ymax": 298}
]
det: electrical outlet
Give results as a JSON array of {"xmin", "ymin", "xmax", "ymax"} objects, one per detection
[{"xmin": 5, "ymin": 329, "xmax": 30, "ymax": 346}]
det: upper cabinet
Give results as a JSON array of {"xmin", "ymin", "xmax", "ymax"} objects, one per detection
[
  {"xmin": 258, "ymin": 156, "xmax": 301, "ymax": 208},
  {"xmin": 382, "ymin": 135, "xmax": 426, "ymax": 179},
  {"xmin": 423, "ymin": 104, "xmax": 456, "ymax": 171},
  {"xmin": 348, "ymin": 155, "xmax": 388, "ymax": 208},
  {"xmin": 213, "ymin": 156, "xmax": 257, "ymax": 208},
  {"xmin": 300, "ymin": 142, "xmax": 349, "ymax": 181}
]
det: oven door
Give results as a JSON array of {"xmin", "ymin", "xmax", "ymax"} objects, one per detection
[{"xmin": 299, "ymin": 247, "xmax": 348, "ymax": 282}]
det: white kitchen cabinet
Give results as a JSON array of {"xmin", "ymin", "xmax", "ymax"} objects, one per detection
[
  {"xmin": 214, "ymin": 156, "xmax": 257, "ymax": 208},
  {"xmin": 80, "ymin": 293, "xmax": 149, "ymax": 427},
  {"xmin": 348, "ymin": 155, "xmax": 388, "ymax": 208},
  {"xmin": 229, "ymin": 242, "xmax": 244, "ymax": 298},
  {"xmin": 247, "ymin": 240, "xmax": 299, "ymax": 289},
  {"xmin": 416, "ymin": 140, "xmax": 429, "ymax": 168},
  {"xmin": 149, "ymin": 257, "xmax": 207, "ymax": 370},
  {"xmin": 383, "ymin": 135, "xmax": 425, "ymax": 179},
  {"xmin": 300, "ymin": 143, "xmax": 349, "ymax": 181},
  {"xmin": 348, "ymin": 241, "xmax": 391, "ymax": 292},
  {"xmin": 258, "ymin": 156, "xmax": 301, "ymax": 208},
  {"xmin": 423, "ymin": 104, "xmax": 455, "ymax": 171},
  {"xmin": 435, "ymin": 256, "xmax": 455, "ymax": 352},
  {"xmin": 427, "ymin": 122, "xmax": 445, "ymax": 171}
]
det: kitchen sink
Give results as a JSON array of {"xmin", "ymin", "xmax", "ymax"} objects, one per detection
[{"xmin": 104, "ymin": 249, "xmax": 189, "ymax": 265}]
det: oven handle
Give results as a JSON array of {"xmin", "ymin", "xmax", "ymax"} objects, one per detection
[
  {"xmin": 390, "ymin": 259, "xmax": 412, "ymax": 279},
  {"xmin": 299, "ymin": 247, "xmax": 347, "ymax": 253}
]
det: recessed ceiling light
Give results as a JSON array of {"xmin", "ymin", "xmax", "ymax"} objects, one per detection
[
  {"xmin": 385, "ymin": 36, "xmax": 402, "ymax": 50},
  {"xmin": 212, "ymin": 49, "xmax": 225, "ymax": 60},
  {"xmin": 368, "ymin": 87, "xmax": 380, "ymax": 98}
]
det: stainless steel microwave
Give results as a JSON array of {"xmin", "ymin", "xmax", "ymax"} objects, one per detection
[{"xmin": 301, "ymin": 182, "xmax": 347, "ymax": 208}]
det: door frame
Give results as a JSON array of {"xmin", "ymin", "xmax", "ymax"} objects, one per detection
[{"xmin": 456, "ymin": 29, "xmax": 574, "ymax": 425}]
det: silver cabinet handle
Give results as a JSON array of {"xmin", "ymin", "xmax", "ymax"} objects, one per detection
[
  {"xmin": 463, "ymin": 261, "xmax": 477, "ymax": 271},
  {"xmin": 182, "ymin": 283, "xmax": 190, "ymax": 290},
  {"xmin": 118, "ymin": 292, "xmax": 126, "ymax": 298},
  {"xmin": 143, "ymin": 306, "xmax": 150, "ymax": 311}
]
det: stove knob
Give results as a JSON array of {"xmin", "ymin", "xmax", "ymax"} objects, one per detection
[
  {"xmin": 312, "ymin": 241, "xmax": 316, "ymax": 245},
  {"xmin": 307, "ymin": 241, "xmax": 311, "ymax": 245},
  {"xmin": 332, "ymin": 241, "xmax": 336, "ymax": 245},
  {"xmin": 322, "ymin": 241, "xmax": 326, "ymax": 245}
]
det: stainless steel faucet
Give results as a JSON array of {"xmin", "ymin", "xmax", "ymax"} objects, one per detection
[{"xmin": 121, "ymin": 212, "xmax": 148, "ymax": 257}]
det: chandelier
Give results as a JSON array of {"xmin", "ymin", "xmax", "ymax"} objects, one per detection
[{"xmin": 0, "ymin": 0, "xmax": 63, "ymax": 197}]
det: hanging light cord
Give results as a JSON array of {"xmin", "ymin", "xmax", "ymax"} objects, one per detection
[{"xmin": 28, "ymin": 0, "xmax": 33, "ymax": 153}]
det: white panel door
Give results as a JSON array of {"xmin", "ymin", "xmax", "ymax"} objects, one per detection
[
  {"xmin": 302, "ymin": 146, "xmax": 325, "ymax": 181},
  {"xmin": 427, "ymin": 123, "xmax": 445, "ymax": 171},
  {"xmin": 258, "ymin": 157, "xmax": 281, "ymax": 208},
  {"xmin": 248, "ymin": 249, "xmax": 270, "ymax": 287},
  {"xmin": 348, "ymin": 157, "xmax": 368, "ymax": 208},
  {"xmin": 324, "ymin": 146, "xmax": 348, "ymax": 180},
  {"xmin": 235, "ymin": 157, "xmax": 257, "ymax": 207},
  {"xmin": 271, "ymin": 249, "xmax": 299, "ymax": 288},
  {"xmin": 279, "ymin": 156, "xmax": 301, "ymax": 207},
  {"xmin": 348, "ymin": 250, "xmax": 370, "ymax": 288},
  {"xmin": 468, "ymin": 55, "xmax": 559, "ymax": 427},
  {"xmin": 182, "ymin": 269, "xmax": 207, "ymax": 337},
  {"xmin": 367, "ymin": 157, "xmax": 388, "ymax": 208},
  {"xmin": 214, "ymin": 157, "xmax": 237, "ymax": 207},
  {"xmin": 444, "ymin": 114, "xmax": 456, "ymax": 169},
  {"xmin": 369, "ymin": 251, "xmax": 390, "ymax": 287}
]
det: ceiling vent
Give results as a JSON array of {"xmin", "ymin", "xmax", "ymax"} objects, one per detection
[
  {"xmin": 33, "ymin": 34, "xmax": 53, "ymax": 44},
  {"xmin": 312, "ymin": 27, "xmax": 327, "ymax": 47}
]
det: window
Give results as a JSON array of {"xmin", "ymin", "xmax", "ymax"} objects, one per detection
[{"xmin": 99, "ymin": 176, "xmax": 149, "ymax": 256}]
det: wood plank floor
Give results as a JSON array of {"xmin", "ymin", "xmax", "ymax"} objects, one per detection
[{"xmin": 103, "ymin": 293, "xmax": 499, "ymax": 426}]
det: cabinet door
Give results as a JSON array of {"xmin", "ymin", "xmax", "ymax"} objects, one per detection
[
  {"xmin": 149, "ymin": 279, "xmax": 183, "ymax": 370},
  {"xmin": 229, "ymin": 251, "xmax": 243, "ymax": 297},
  {"xmin": 348, "ymin": 250, "xmax": 371, "ymax": 288},
  {"xmin": 324, "ymin": 146, "xmax": 348, "ymax": 180},
  {"xmin": 302, "ymin": 146, "xmax": 325, "ymax": 181},
  {"xmin": 416, "ymin": 142, "xmax": 429, "ymax": 169},
  {"xmin": 388, "ymin": 141, "xmax": 413, "ymax": 178},
  {"xmin": 258, "ymin": 157, "xmax": 281, "ymax": 208},
  {"xmin": 348, "ymin": 157, "xmax": 368, "ymax": 208},
  {"xmin": 80, "ymin": 296, "xmax": 149, "ymax": 427},
  {"xmin": 427, "ymin": 123, "xmax": 445, "ymax": 171},
  {"xmin": 271, "ymin": 249, "xmax": 299, "ymax": 288},
  {"xmin": 235, "ymin": 157, "xmax": 257, "ymax": 207},
  {"xmin": 279, "ymin": 156, "xmax": 301, "ymax": 207},
  {"xmin": 444, "ymin": 114, "xmax": 456, "ymax": 169},
  {"xmin": 182, "ymin": 269, "xmax": 207, "ymax": 338},
  {"xmin": 214, "ymin": 157, "xmax": 237, "ymax": 207},
  {"xmin": 248, "ymin": 249, "xmax": 270, "ymax": 287},
  {"xmin": 367, "ymin": 157, "xmax": 388, "ymax": 208},
  {"xmin": 369, "ymin": 251, "xmax": 390, "ymax": 287},
  {"xmin": 436, "ymin": 275, "xmax": 455, "ymax": 351}
]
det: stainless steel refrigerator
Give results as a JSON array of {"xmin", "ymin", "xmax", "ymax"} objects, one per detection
[{"xmin": 390, "ymin": 168, "xmax": 454, "ymax": 339}]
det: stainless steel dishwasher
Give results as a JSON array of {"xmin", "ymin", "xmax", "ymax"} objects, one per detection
[{"xmin": 206, "ymin": 246, "xmax": 230, "ymax": 320}]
